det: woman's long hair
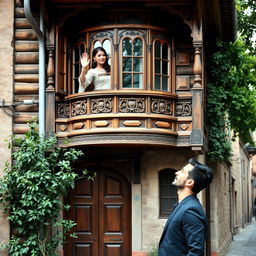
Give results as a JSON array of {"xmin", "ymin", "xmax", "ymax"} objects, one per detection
[{"xmin": 91, "ymin": 47, "xmax": 111, "ymax": 73}]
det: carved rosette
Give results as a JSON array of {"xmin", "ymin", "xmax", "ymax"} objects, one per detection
[
  {"xmin": 175, "ymin": 100, "xmax": 192, "ymax": 117},
  {"xmin": 119, "ymin": 98, "xmax": 145, "ymax": 113},
  {"xmin": 151, "ymin": 99, "xmax": 173, "ymax": 115},
  {"xmin": 57, "ymin": 103, "xmax": 70, "ymax": 118},
  {"xmin": 91, "ymin": 98, "xmax": 112, "ymax": 114},
  {"xmin": 71, "ymin": 100, "xmax": 87, "ymax": 116}
]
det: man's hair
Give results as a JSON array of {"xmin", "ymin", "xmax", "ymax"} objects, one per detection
[{"xmin": 187, "ymin": 158, "xmax": 213, "ymax": 194}]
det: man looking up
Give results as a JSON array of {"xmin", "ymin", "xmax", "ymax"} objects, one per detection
[{"xmin": 158, "ymin": 158, "xmax": 213, "ymax": 256}]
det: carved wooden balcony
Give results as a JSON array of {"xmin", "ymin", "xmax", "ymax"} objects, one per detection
[{"xmin": 56, "ymin": 90, "xmax": 192, "ymax": 147}]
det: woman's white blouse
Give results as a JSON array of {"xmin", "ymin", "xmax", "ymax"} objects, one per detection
[{"xmin": 78, "ymin": 69, "xmax": 111, "ymax": 92}]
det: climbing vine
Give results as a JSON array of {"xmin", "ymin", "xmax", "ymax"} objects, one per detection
[
  {"xmin": 0, "ymin": 121, "xmax": 90, "ymax": 256},
  {"xmin": 207, "ymin": 40, "xmax": 256, "ymax": 162}
]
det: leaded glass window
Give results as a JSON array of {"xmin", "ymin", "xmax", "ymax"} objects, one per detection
[
  {"xmin": 154, "ymin": 41, "xmax": 170, "ymax": 91},
  {"xmin": 122, "ymin": 37, "xmax": 143, "ymax": 88}
]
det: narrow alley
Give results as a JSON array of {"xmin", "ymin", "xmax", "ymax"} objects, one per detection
[{"xmin": 225, "ymin": 218, "xmax": 256, "ymax": 256}]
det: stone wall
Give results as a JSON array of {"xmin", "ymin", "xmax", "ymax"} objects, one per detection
[
  {"xmin": 0, "ymin": 0, "xmax": 14, "ymax": 253},
  {"xmin": 140, "ymin": 149, "xmax": 196, "ymax": 251},
  {"xmin": 210, "ymin": 162, "xmax": 232, "ymax": 256}
]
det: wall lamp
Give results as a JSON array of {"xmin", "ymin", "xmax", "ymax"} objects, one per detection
[{"xmin": 0, "ymin": 99, "xmax": 39, "ymax": 116}]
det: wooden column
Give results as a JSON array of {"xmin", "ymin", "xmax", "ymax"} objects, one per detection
[
  {"xmin": 190, "ymin": 3, "xmax": 204, "ymax": 150},
  {"xmin": 46, "ymin": 26, "xmax": 55, "ymax": 138},
  {"xmin": 113, "ymin": 28, "xmax": 119, "ymax": 90}
]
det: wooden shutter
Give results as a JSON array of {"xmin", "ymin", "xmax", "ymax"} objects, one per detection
[{"xmin": 55, "ymin": 25, "xmax": 67, "ymax": 95}]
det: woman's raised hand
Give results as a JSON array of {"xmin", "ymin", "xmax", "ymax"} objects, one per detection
[{"xmin": 80, "ymin": 52, "xmax": 90, "ymax": 69}]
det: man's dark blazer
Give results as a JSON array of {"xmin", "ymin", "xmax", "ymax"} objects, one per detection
[{"xmin": 158, "ymin": 195, "xmax": 207, "ymax": 256}]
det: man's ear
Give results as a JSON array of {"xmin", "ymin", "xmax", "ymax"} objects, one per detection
[{"xmin": 186, "ymin": 178, "xmax": 194, "ymax": 188}]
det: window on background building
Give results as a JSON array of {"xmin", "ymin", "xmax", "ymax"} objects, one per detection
[{"xmin": 159, "ymin": 169, "xmax": 177, "ymax": 218}]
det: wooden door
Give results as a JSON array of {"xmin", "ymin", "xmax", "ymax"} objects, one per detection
[{"xmin": 65, "ymin": 168, "xmax": 131, "ymax": 256}]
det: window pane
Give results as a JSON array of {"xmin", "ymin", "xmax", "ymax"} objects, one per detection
[
  {"xmin": 155, "ymin": 75, "xmax": 160, "ymax": 90},
  {"xmin": 75, "ymin": 79, "xmax": 79, "ymax": 93},
  {"xmin": 161, "ymin": 199, "xmax": 172, "ymax": 214},
  {"xmin": 134, "ymin": 58, "xmax": 142, "ymax": 72},
  {"xmin": 75, "ymin": 63, "xmax": 79, "ymax": 78},
  {"xmin": 103, "ymin": 39, "xmax": 111, "ymax": 56},
  {"xmin": 155, "ymin": 41, "xmax": 161, "ymax": 58},
  {"xmin": 133, "ymin": 38, "xmax": 142, "ymax": 56},
  {"xmin": 94, "ymin": 40, "xmax": 101, "ymax": 48},
  {"xmin": 74, "ymin": 47, "xmax": 79, "ymax": 63},
  {"xmin": 162, "ymin": 60, "xmax": 168, "ymax": 75},
  {"xmin": 155, "ymin": 59, "xmax": 160, "ymax": 74},
  {"xmin": 80, "ymin": 43, "xmax": 85, "ymax": 54},
  {"xmin": 123, "ymin": 57, "xmax": 132, "ymax": 71},
  {"xmin": 162, "ymin": 43, "xmax": 168, "ymax": 60},
  {"xmin": 123, "ymin": 73, "xmax": 132, "ymax": 88},
  {"xmin": 162, "ymin": 76, "xmax": 168, "ymax": 91},
  {"xmin": 123, "ymin": 38, "xmax": 132, "ymax": 56},
  {"xmin": 133, "ymin": 74, "xmax": 142, "ymax": 88},
  {"xmin": 159, "ymin": 170, "xmax": 178, "ymax": 217}
]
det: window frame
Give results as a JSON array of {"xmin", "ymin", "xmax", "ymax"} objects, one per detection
[
  {"xmin": 59, "ymin": 25, "xmax": 174, "ymax": 95},
  {"xmin": 120, "ymin": 35, "xmax": 146, "ymax": 90},
  {"xmin": 153, "ymin": 39, "xmax": 171, "ymax": 92},
  {"xmin": 159, "ymin": 168, "xmax": 178, "ymax": 218}
]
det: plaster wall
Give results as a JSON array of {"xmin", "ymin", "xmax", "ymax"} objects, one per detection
[{"xmin": 0, "ymin": 0, "xmax": 14, "ymax": 253}]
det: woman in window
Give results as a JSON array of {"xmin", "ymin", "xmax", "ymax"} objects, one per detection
[{"xmin": 78, "ymin": 47, "xmax": 111, "ymax": 92}]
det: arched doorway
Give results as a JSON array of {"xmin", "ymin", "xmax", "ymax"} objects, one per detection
[{"xmin": 64, "ymin": 167, "xmax": 131, "ymax": 256}]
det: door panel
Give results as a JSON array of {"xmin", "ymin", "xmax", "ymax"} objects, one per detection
[{"xmin": 65, "ymin": 168, "xmax": 131, "ymax": 256}]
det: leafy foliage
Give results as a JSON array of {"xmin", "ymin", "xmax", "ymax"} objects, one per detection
[
  {"xmin": 0, "ymin": 121, "xmax": 86, "ymax": 255},
  {"xmin": 207, "ymin": 40, "xmax": 256, "ymax": 162},
  {"xmin": 237, "ymin": 0, "xmax": 256, "ymax": 53}
]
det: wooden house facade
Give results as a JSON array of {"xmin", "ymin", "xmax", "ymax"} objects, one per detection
[{"xmin": 0, "ymin": 0, "xmax": 236, "ymax": 255}]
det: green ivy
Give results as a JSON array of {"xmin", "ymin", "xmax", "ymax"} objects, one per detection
[
  {"xmin": 207, "ymin": 40, "xmax": 256, "ymax": 162},
  {"xmin": 0, "ymin": 121, "xmax": 89, "ymax": 256}
]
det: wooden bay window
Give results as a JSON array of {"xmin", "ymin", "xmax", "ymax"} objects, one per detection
[{"xmin": 55, "ymin": 25, "xmax": 175, "ymax": 95}]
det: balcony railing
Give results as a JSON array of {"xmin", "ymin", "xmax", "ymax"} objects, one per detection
[{"xmin": 56, "ymin": 90, "xmax": 192, "ymax": 147}]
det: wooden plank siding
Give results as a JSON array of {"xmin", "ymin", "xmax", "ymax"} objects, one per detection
[{"xmin": 14, "ymin": 0, "xmax": 39, "ymax": 134}]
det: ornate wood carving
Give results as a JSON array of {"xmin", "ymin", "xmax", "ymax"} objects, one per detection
[
  {"xmin": 94, "ymin": 120, "xmax": 110, "ymax": 127},
  {"xmin": 91, "ymin": 98, "xmax": 112, "ymax": 114},
  {"xmin": 73, "ymin": 122, "xmax": 85, "ymax": 130},
  {"xmin": 46, "ymin": 46, "xmax": 55, "ymax": 89},
  {"xmin": 155, "ymin": 121, "xmax": 171, "ymax": 128},
  {"xmin": 119, "ymin": 98, "xmax": 145, "ymax": 113},
  {"xmin": 58, "ymin": 133, "xmax": 181, "ymax": 147},
  {"xmin": 193, "ymin": 47, "xmax": 202, "ymax": 88},
  {"xmin": 122, "ymin": 120, "xmax": 142, "ymax": 127},
  {"xmin": 175, "ymin": 100, "xmax": 192, "ymax": 116},
  {"xmin": 151, "ymin": 98, "xmax": 173, "ymax": 115},
  {"xmin": 71, "ymin": 100, "xmax": 87, "ymax": 116},
  {"xmin": 91, "ymin": 31, "xmax": 114, "ymax": 41},
  {"xmin": 118, "ymin": 29, "xmax": 146, "ymax": 44},
  {"xmin": 57, "ymin": 103, "xmax": 70, "ymax": 118}
]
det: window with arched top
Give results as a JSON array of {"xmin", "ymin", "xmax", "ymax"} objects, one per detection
[
  {"xmin": 56, "ymin": 26, "xmax": 175, "ymax": 95},
  {"xmin": 159, "ymin": 169, "xmax": 178, "ymax": 218},
  {"xmin": 93, "ymin": 39, "xmax": 112, "ymax": 66},
  {"xmin": 122, "ymin": 37, "xmax": 143, "ymax": 89},
  {"xmin": 154, "ymin": 40, "xmax": 170, "ymax": 91}
]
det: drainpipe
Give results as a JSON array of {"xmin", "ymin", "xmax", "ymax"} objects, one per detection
[{"xmin": 24, "ymin": 0, "xmax": 45, "ymax": 138}]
